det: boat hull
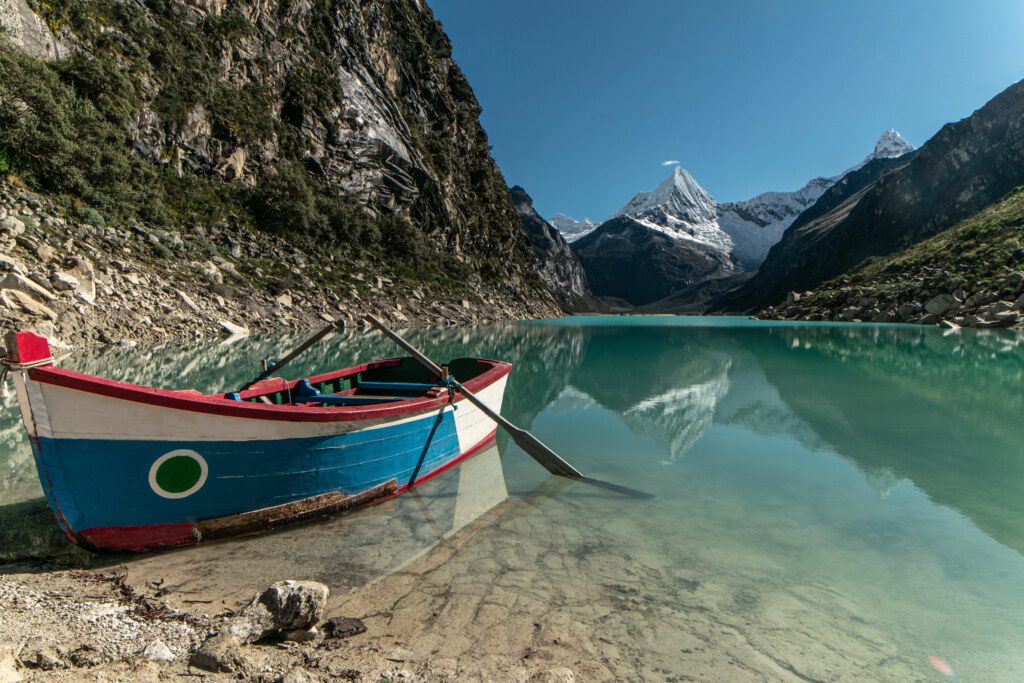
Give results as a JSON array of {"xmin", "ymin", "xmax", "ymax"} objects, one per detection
[{"xmin": 6, "ymin": 332, "xmax": 509, "ymax": 552}]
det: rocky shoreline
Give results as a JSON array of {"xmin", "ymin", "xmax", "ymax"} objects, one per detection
[
  {"xmin": 758, "ymin": 280, "xmax": 1024, "ymax": 330},
  {"xmin": 0, "ymin": 569, "xmax": 480, "ymax": 682},
  {"xmin": 0, "ymin": 180, "xmax": 562, "ymax": 350}
]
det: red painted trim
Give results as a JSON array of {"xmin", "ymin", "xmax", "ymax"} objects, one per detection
[
  {"xmin": 27, "ymin": 358, "xmax": 512, "ymax": 423},
  {"xmin": 78, "ymin": 522, "xmax": 197, "ymax": 552},
  {"xmin": 73, "ymin": 429, "xmax": 500, "ymax": 552}
]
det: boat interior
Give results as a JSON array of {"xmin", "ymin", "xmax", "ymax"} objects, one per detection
[{"xmin": 223, "ymin": 356, "xmax": 490, "ymax": 407}]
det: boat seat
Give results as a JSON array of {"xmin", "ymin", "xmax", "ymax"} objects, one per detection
[
  {"xmin": 355, "ymin": 380, "xmax": 439, "ymax": 393},
  {"xmin": 291, "ymin": 379, "xmax": 403, "ymax": 407}
]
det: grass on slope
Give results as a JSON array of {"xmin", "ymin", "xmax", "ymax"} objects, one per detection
[{"xmin": 795, "ymin": 187, "xmax": 1024, "ymax": 307}]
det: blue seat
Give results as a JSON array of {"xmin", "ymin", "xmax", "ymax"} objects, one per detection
[
  {"xmin": 356, "ymin": 380, "xmax": 439, "ymax": 393},
  {"xmin": 291, "ymin": 379, "xmax": 403, "ymax": 407}
]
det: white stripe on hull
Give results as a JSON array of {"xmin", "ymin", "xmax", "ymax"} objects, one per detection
[
  {"xmin": 453, "ymin": 375, "xmax": 506, "ymax": 452},
  {"xmin": 20, "ymin": 374, "xmax": 507, "ymax": 449}
]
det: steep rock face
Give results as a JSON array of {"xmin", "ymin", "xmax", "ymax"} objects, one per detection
[
  {"xmin": 510, "ymin": 186, "xmax": 597, "ymax": 311},
  {"xmin": 571, "ymin": 215, "xmax": 732, "ymax": 306},
  {"xmin": 0, "ymin": 0, "xmax": 64, "ymax": 59},
  {"xmin": 713, "ymin": 80, "xmax": 1024, "ymax": 313},
  {"xmin": 0, "ymin": 0, "xmax": 557, "ymax": 310}
]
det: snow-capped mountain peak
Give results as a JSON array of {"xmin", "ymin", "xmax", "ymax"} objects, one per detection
[
  {"xmin": 549, "ymin": 213, "xmax": 599, "ymax": 243},
  {"xmin": 615, "ymin": 166, "xmax": 718, "ymax": 225},
  {"xmin": 870, "ymin": 129, "xmax": 914, "ymax": 160},
  {"xmin": 847, "ymin": 129, "xmax": 915, "ymax": 172}
]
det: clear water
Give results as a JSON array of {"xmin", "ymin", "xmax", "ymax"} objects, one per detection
[{"xmin": 2, "ymin": 317, "xmax": 1024, "ymax": 680}]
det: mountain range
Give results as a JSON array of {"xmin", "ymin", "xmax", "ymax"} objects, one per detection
[
  {"xmin": 714, "ymin": 79, "xmax": 1024, "ymax": 315},
  {"xmin": 559, "ymin": 130, "xmax": 914, "ymax": 309}
]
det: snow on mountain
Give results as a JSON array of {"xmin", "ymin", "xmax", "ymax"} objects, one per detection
[
  {"xmin": 847, "ymin": 128, "xmax": 915, "ymax": 172},
  {"xmin": 549, "ymin": 213, "xmax": 599, "ymax": 242},
  {"xmin": 613, "ymin": 166, "xmax": 733, "ymax": 253},
  {"xmin": 717, "ymin": 177, "xmax": 833, "ymax": 269},
  {"xmin": 561, "ymin": 129, "xmax": 915, "ymax": 276}
]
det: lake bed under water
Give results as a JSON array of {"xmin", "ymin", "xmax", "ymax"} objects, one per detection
[{"xmin": 2, "ymin": 317, "xmax": 1023, "ymax": 680}]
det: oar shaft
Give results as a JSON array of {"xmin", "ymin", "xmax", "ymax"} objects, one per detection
[
  {"xmin": 238, "ymin": 321, "xmax": 343, "ymax": 392},
  {"xmin": 365, "ymin": 314, "xmax": 582, "ymax": 479}
]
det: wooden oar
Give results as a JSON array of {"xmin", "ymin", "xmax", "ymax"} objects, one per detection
[
  {"xmin": 238, "ymin": 320, "xmax": 345, "ymax": 392},
  {"xmin": 366, "ymin": 314, "xmax": 583, "ymax": 479}
]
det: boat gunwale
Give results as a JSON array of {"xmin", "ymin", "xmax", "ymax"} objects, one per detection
[{"xmin": 26, "ymin": 357, "xmax": 512, "ymax": 423}]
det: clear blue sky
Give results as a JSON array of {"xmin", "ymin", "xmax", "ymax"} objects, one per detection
[{"xmin": 429, "ymin": 0, "xmax": 1024, "ymax": 221}]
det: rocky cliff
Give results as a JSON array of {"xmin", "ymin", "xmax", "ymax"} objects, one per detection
[
  {"xmin": 510, "ymin": 186, "xmax": 598, "ymax": 312},
  {"xmin": 713, "ymin": 79, "xmax": 1024, "ymax": 313},
  {"xmin": 0, "ymin": 0, "xmax": 559, "ymax": 345}
]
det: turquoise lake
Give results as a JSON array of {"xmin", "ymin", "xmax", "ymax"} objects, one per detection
[{"xmin": 2, "ymin": 316, "xmax": 1024, "ymax": 680}]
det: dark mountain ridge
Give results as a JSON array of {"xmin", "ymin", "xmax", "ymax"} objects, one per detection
[{"xmin": 713, "ymin": 79, "xmax": 1024, "ymax": 313}]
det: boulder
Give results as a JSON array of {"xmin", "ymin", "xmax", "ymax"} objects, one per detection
[
  {"xmin": 924, "ymin": 293, "xmax": 957, "ymax": 316},
  {"xmin": 176, "ymin": 289, "xmax": 202, "ymax": 313},
  {"xmin": 0, "ymin": 216, "xmax": 25, "ymax": 236},
  {"xmin": 0, "ymin": 273, "xmax": 56, "ymax": 301},
  {"xmin": 189, "ymin": 634, "xmax": 247, "ymax": 673},
  {"xmin": 67, "ymin": 258, "xmax": 97, "ymax": 301},
  {"xmin": 322, "ymin": 616, "xmax": 367, "ymax": 639},
  {"xmin": 0, "ymin": 254, "xmax": 20, "ymax": 272},
  {"xmin": 218, "ymin": 319, "xmax": 248, "ymax": 337},
  {"xmin": 227, "ymin": 580, "xmax": 329, "ymax": 643},
  {"xmin": 35, "ymin": 244, "xmax": 55, "ymax": 262},
  {"xmin": 0, "ymin": 289, "xmax": 57, "ymax": 320},
  {"xmin": 896, "ymin": 302, "xmax": 919, "ymax": 319},
  {"xmin": 140, "ymin": 639, "xmax": 174, "ymax": 662},
  {"xmin": 50, "ymin": 271, "xmax": 80, "ymax": 292}
]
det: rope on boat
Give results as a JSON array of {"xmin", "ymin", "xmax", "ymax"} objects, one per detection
[{"xmin": 0, "ymin": 354, "xmax": 55, "ymax": 399}]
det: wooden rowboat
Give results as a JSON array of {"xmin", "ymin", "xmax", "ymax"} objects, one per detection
[{"xmin": 3, "ymin": 331, "xmax": 509, "ymax": 552}]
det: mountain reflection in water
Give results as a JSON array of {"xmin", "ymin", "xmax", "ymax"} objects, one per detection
[{"xmin": 2, "ymin": 318, "xmax": 1024, "ymax": 679}]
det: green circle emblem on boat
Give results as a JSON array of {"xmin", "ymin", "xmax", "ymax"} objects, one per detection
[{"xmin": 149, "ymin": 450, "xmax": 208, "ymax": 499}]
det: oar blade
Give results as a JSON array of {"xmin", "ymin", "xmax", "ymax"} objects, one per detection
[{"xmin": 507, "ymin": 426, "xmax": 583, "ymax": 479}]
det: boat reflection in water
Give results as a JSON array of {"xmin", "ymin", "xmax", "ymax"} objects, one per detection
[{"xmin": 95, "ymin": 444, "xmax": 510, "ymax": 603}]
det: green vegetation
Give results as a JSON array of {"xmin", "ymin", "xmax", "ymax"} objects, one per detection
[
  {"xmin": 0, "ymin": 0, "xmax": 466, "ymax": 286},
  {"xmin": 798, "ymin": 187, "xmax": 1024, "ymax": 307}
]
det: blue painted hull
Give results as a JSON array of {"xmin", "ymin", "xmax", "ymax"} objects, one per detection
[{"xmin": 37, "ymin": 409, "xmax": 461, "ymax": 533}]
